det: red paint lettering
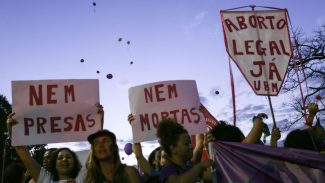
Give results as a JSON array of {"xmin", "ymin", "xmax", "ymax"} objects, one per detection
[
  {"xmin": 250, "ymin": 61, "xmax": 265, "ymax": 77},
  {"xmin": 277, "ymin": 19, "xmax": 286, "ymax": 29},
  {"xmin": 269, "ymin": 63, "xmax": 281, "ymax": 81},
  {"xmin": 245, "ymin": 40, "xmax": 254, "ymax": 55},
  {"xmin": 167, "ymin": 84, "xmax": 178, "ymax": 99},
  {"xmin": 155, "ymin": 84, "xmax": 165, "ymax": 102},
  {"xmin": 47, "ymin": 85, "xmax": 58, "ymax": 104},
  {"xmin": 64, "ymin": 117, "xmax": 73, "ymax": 131},
  {"xmin": 87, "ymin": 114, "xmax": 95, "ymax": 127},
  {"xmin": 29, "ymin": 85, "xmax": 43, "ymax": 106},
  {"xmin": 144, "ymin": 87, "xmax": 153, "ymax": 103},
  {"xmin": 190, "ymin": 107, "xmax": 200, "ymax": 124},
  {"xmin": 37, "ymin": 117, "xmax": 46, "ymax": 134},
  {"xmin": 265, "ymin": 16, "xmax": 275, "ymax": 29},
  {"xmin": 181, "ymin": 109, "xmax": 191, "ymax": 124},
  {"xmin": 254, "ymin": 80, "xmax": 261, "ymax": 91},
  {"xmin": 232, "ymin": 40, "xmax": 243, "ymax": 55},
  {"xmin": 236, "ymin": 16, "xmax": 247, "ymax": 29},
  {"xmin": 257, "ymin": 16, "xmax": 267, "ymax": 29},
  {"xmin": 152, "ymin": 113, "xmax": 159, "ymax": 128},
  {"xmin": 24, "ymin": 118, "xmax": 34, "ymax": 135},
  {"xmin": 74, "ymin": 114, "xmax": 86, "ymax": 131},
  {"xmin": 64, "ymin": 85, "xmax": 75, "ymax": 103},
  {"xmin": 169, "ymin": 110, "xmax": 180, "ymax": 121},
  {"xmin": 161, "ymin": 111, "xmax": 169, "ymax": 120},
  {"xmin": 224, "ymin": 19, "xmax": 239, "ymax": 32},
  {"xmin": 50, "ymin": 116, "xmax": 61, "ymax": 133},
  {"xmin": 269, "ymin": 41, "xmax": 281, "ymax": 55},
  {"xmin": 140, "ymin": 114, "xmax": 150, "ymax": 131}
]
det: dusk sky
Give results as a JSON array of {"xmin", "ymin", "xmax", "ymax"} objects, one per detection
[{"xmin": 1, "ymin": 0, "xmax": 324, "ymax": 165}]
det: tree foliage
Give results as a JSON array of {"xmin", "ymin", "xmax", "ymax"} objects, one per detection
[
  {"xmin": 281, "ymin": 24, "xmax": 325, "ymax": 130},
  {"xmin": 0, "ymin": 94, "xmax": 47, "ymax": 180}
]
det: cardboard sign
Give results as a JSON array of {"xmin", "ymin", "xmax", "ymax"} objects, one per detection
[
  {"xmin": 221, "ymin": 10, "xmax": 292, "ymax": 96},
  {"xmin": 128, "ymin": 80, "xmax": 206, "ymax": 143},
  {"xmin": 11, "ymin": 79, "xmax": 101, "ymax": 146}
]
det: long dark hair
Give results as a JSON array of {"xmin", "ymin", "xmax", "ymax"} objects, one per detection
[
  {"xmin": 47, "ymin": 147, "xmax": 82, "ymax": 181},
  {"xmin": 156, "ymin": 118, "xmax": 188, "ymax": 157}
]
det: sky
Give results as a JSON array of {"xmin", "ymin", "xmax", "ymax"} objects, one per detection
[{"xmin": 1, "ymin": 0, "xmax": 325, "ymax": 165}]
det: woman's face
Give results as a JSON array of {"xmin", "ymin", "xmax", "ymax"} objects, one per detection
[
  {"xmin": 173, "ymin": 133, "xmax": 193, "ymax": 162},
  {"xmin": 153, "ymin": 149, "xmax": 161, "ymax": 169},
  {"xmin": 160, "ymin": 150, "xmax": 168, "ymax": 167},
  {"xmin": 43, "ymin": 151, "xmax": 51, "ymax": 168},
  {"xmin": 55, "ymin": 150, "xmax": 75, "ymax": 177},
  {"xmin": 93, "ymin": 135, "xmax": 115, "ymax": 160}
]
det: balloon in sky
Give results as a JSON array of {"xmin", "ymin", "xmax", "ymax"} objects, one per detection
[
  {"xmin": 96, "ymin": 71, "xmax": 100, "ymax": 74},
  {"xmin": 92, "ymin": 2, "xmax": 96, "ymax": 6},
  {"xmin": 127, "ymin": 41, "xmax": 130, "ymax": 45},
  {"xmin": 80, "ymin": 59, "xmax": 84, "ymax": 63},
  {"xmin": 106, "ymin": 73, "xmax": 113, "ymax": 79},
  {"xmin": 130, "ymin": 61, "xmax": 133, "ymax": 65},
  {"xmin": 124, "ymin": 143, "xmax": 133, "ymax": 155},
  {"xmin": 215, "ymin": 91, "xmax": 219, "ymax": 95},
  {"xmin": 118, "ymin": 38, "xmax": 122, "ymax": 42}
]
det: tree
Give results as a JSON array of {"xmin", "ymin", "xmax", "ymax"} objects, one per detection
[
  {"xmin": 0, "ymin": 94, "xmax": 47, "ymax": 182},
  {"xmin": 281, "ymin": 24, "xmax": 325, "ymax": 130}
]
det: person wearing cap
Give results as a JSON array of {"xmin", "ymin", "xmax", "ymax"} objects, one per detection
[{"xmin": 84, "ymin": 129, "xmax": 142, "ymax": 183}]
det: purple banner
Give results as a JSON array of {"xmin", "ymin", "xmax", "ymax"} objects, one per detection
[{"xmin": 209, "ymin": 141, "xmax": 325, "ymax": 183}]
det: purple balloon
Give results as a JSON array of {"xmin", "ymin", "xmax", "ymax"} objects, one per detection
[
  {"xmin": 124, "ymin": 143, "xmax": 132, "ymax": 155},
  {"xmin": 106, "ymin": 73, "xmax": 113, "ymax": 79}
]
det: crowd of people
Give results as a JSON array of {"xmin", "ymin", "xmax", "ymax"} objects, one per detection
[{"xmin": 4, "ymin": 102, "xmax": 324, "ymax": 183}]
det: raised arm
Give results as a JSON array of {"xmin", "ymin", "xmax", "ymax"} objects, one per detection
[
  {"xmin": 242, "ymin": 113, "xmax": 266, "ymax": 144},
  {"xmin": 96, "ymin": 104, "xmax": 104, "ymax": 129},
  {"xmin": 165, "ymin": 160, "xmax": 212, "ymax": 183},
  {"xmin": 191, "ymin": 133, "xmax": 204, "ymax": 164},
  {"xmin": 270, "ymin": 126, "xmax": 281, "ymax": 147},
  {"xmin": 6, "ymin": 113, "xmax": 41, "ymax": 181},
  {"xmin": 306, "ymin": 103, "xmax": 318, "ymax": 126},
  {"xmin": 128, "ymin": 114, "xmax": 153, "ymax": 176}
]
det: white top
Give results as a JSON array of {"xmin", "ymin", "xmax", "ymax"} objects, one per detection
[{"xmin": 37, "ymin": 166, "xmax": 87, "ymax": 183}]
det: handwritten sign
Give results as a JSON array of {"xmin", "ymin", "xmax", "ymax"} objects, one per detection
[
  {"xmin": 221, "ymin": 9, "xmax": 292, "ymax": 96},
  {"xmin": 11, "ymin": 79, "xmax": 101, "ymax": 146},
  {"xmin": 129, "ymin": 80, "xmax": 206, "ymax": 143}
]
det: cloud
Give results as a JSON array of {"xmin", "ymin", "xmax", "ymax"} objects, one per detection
[
  {"xmin": 191, "ymin": 11, "xmax": 206, "ymax": 27},
  {"xmin": 184, "ymin": 11, "xmax": 207, "ymax": 36},
  {"xmin": 199, "ymin": 95, "xmax": 208, "ymax": 105},
  {"xmin": 251, "ymin": 104, "xmax": 266, "ymax": 111}
]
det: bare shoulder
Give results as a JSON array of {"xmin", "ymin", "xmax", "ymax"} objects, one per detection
[{"xmin": 124, "ymin": 166, "xmax": 141, "ymax": 183}]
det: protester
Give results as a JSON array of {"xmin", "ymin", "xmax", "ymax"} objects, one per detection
[
  {"xmin": 4, "ymin": 162, "xmax": 26, "ymax": 183},
  {"xmin": 43, "ymin": 148, "xmax": 58, "ymax": 169},
  {"xmin": 85, "ymin": 129, "xmax": 142, "ymax": 183},
  {"xmin": 25, "ymin": 147, "xmax": 58, "ymax": 183},
  {"xmin": 7, "ymin": 112, "xmax": 86, "ymax": 183},
  {"xmin": 284, "ymin": 103, "xmax": 325, "ymax": 152},
  {"xmin": 149, "ymin": 147, "xmax": 162, "ymax": 169},
  {"xmin": 157, "ymin": 118, "xmax": 212, "ymax": 183},
  {"xmin": 127, "ymin": 114, "xmax": 202, "ymax": 176},
  {"xmin": 209, "ymin": 113, "xmax": 267, "ymax": 144}
]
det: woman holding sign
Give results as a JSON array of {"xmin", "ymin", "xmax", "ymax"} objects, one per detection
[
  {"xmin": 6, "ymin": 113, "xmax": 85, "ymax": 183},
  {"xmin": 157, "ymin": 118, "xmax": 213, "ymax": 183}
]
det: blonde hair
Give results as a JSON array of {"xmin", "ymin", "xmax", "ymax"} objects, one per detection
[{"xmin": 85, "ymin": 139, "xmax": 130, "ymax": 183}]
